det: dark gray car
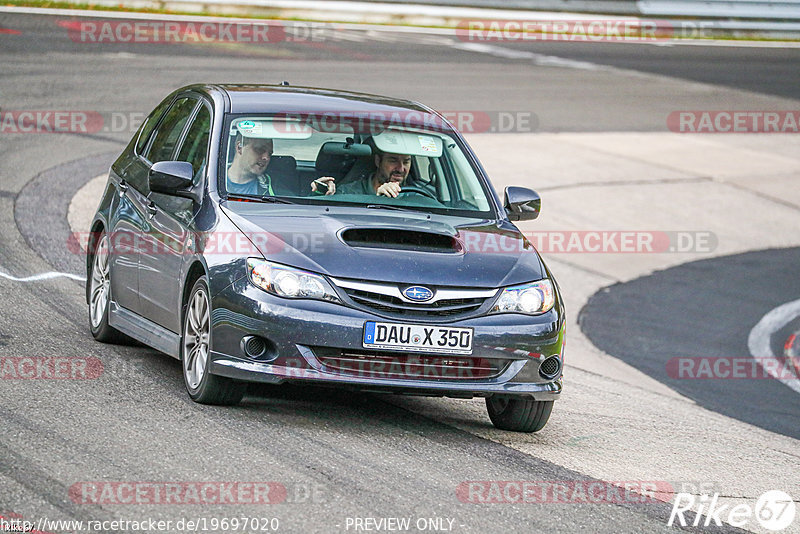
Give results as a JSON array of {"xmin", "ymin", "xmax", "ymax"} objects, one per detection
[{"xmin": 86, "ymin": 84, "xmax": 565, "ymax": 432}]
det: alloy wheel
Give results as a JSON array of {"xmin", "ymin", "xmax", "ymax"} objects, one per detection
[
  {"xmin": 184, "ymin": 286, "xmax": 210, "ymax": 390},
  {"xmin": 89, "ymin": 235, "xmax": 110, "ymax": 328}
]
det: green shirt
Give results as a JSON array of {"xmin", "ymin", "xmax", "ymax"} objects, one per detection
[{"xmin": 337, "ymin": 175, "xmax": 374, "ymax": 195}]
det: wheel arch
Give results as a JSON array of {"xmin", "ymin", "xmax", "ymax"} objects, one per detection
[{"xmin": 181, "ymin": 260, "xmax": 209, "ymax": 316}]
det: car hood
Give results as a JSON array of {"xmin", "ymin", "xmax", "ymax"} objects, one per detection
[{"xmin": 220, "ymin": 203, "xmax": 545, "ymax": 288}]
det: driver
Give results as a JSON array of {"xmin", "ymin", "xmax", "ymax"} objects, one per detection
[{"xmin": 333, "ymin": 149, "xmax": 411, "ymax": 198}]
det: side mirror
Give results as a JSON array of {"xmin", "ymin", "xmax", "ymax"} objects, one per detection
[
  {"xmin": 148, "ymin": 161, "xmax": 200, "ymax": 203},
  {"xmin": 504, "ymin": 186, "xmax": 541, "ymax": 221}
]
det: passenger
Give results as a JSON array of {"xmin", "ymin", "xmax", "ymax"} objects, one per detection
[
  {"xmin": 227, "ymin": 133, "xmax": 335, "ymax": 196},
  {"xmin": 328, "ymin": 150, "xmax": 411, "ymax": 198}
]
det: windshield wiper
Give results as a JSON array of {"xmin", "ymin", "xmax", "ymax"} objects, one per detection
[
  {"xmin": 365, "ymin": 204, "xmax": 417, "ymax": 212},
  {"xmin": 226, "ymin": 194, "xmax": 294, "ymax": 204},
  {"xmin": 261, "ymin": 195, "xmax": 294, "ymax": 204}
]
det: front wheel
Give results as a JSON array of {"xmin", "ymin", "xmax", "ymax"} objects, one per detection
[
  {"xmin": 88, "ymin": 230, "xmax": 127, "ymax": 343},
  {"xmin": 182, "ymin": 276, "xmax": 245, "ymax": 405},
  {"xmin": 486, "ymin": 395, "xmax": 553, "ymax": 432}
]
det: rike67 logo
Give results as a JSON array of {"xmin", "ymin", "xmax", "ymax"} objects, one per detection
[{"xmin": 668, "ymin": 490, "xmax": 796, "ymax": 531}]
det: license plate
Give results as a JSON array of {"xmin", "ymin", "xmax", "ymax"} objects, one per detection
[{"xmin": 363, "ymin": 321, "xmax": 473, "ymax": 355}]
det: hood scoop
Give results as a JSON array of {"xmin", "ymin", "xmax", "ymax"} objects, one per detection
[{"xmin": 340, "ymin": 228, "xmax": 461, "ymax": 254}]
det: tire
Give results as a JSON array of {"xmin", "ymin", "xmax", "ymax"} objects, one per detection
[
  {"xmin": 88, "ymin": 230, "xmax": 128, "ymax": 344},
  {"xmin": 486, "ymin": 395, "xmax": 554, "ymax": 432},
  {"xmin": 182, "ymin": 276, "xmax": 245, "ymax": 405}
]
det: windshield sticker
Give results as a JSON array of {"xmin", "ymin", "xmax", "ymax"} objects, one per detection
[
  {"xmin": 418, "ymin": 136, "xmax": 437, "ymax": 152},
  {"xmin": 237, "ymin": 120, "xmax": 261, "ymax": 136}
]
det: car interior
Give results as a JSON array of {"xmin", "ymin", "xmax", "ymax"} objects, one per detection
[
  {"xmin": 226, "ymin": 134, "xmax": 427, "ymax": 197},
  {"xmin": 222, "ymin": 120, "xmax": 492, "ymax": 212}
]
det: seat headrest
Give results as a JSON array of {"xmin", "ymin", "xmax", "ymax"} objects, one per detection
[
  {"xmin": 267, "ymin": 155, "xmax": 297, "ymax": 173},
  {"xmin": 315, "ymin": 142, "xmax": 364, "ymax": 179}
]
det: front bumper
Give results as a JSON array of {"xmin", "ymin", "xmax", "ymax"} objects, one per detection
[{"xmin": 209, "ymin": 277, "xmax": 565, "ymax": 401}]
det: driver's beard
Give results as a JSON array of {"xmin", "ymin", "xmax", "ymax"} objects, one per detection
[{"xmin": 378, "ymin": 172, "xmax": 404, "ymax": 185}]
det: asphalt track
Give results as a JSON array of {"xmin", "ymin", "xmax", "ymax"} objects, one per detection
[
  {"xmin": 495, "ymin": 40, "xmax": 800, "ymax": 101},
  {"xmin": 580, "ymin": 248, "xmax": 800, "ymax": 440},
  {"xmin": 1, "ymin": 8, "xmax": 799, "ymax": 534}
]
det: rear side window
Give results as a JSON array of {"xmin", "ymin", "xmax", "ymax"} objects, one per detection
[
  {"xmin": 135, "ymin": 97, "xmax": 172, "ymax": 155},
  {"xmin": 145, "ymin": 97, "xmax": 197, "ymax": 163}
]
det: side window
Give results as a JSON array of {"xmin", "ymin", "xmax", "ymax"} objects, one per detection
[
  {"xmin": 176, "ymin": 104, "xmax": 211, "ymax": 184},
  {"xmin": 144, "ymin": 97, "xmax": 197, "ymax": 164},
  {"xmin": 417, "ymin": 155, "xmax": 450, "ymax": 202},
  {"xmin": 135, "ymin": 97, "xmax": 172, "ymax": 155}
]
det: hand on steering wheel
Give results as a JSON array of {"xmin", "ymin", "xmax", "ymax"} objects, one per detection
[{"xmin": 376, "ymin": 182, "xmax": 402, "ymax": 198}]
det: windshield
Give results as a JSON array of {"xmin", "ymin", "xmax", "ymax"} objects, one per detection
[{"xmin": 221, "ymin": 114, "xmax": 496, "ymax": 217}]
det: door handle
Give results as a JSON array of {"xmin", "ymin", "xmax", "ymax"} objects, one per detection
[
  {"xmin": 118, "ymin": 180, "xmax": 128, "ymax": 197},
  {"xmin": 146, "ymin": 201, "xmax": 158, "ymax": 218}
]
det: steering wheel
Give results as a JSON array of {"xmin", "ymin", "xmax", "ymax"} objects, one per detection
[{"xmin": 398, "ymin": 186, "xmax": 437, "ymax": 200}]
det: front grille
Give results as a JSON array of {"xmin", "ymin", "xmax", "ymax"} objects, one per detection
[
  {"xmin": 343, "ymin": 288, "xmax": 486, "ymax": 318},
  {"xmin": 315, "ymin": 350, "xmax": 510, "ymax": 381}
]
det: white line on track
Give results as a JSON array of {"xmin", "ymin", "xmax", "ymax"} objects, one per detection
[
  {"xmin": 0, "ymin": 270, "xmax": 86, "ymax": 283},
  {"xmin": 748, "ymin": 298, "xmax": 800, "ymax": 395},
  {"xmin": 452, "ymin": 42, "xmax": 603, "ymax": 70}
]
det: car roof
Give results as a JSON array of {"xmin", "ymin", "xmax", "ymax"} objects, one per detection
[{"xmin": 188, "ymin": 84, "xmax": 454, "ymax": 131}]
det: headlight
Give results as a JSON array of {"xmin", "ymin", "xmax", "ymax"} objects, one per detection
[
  {"xmin": 491, "ymin": 279, "xmax": 555, "ymax": 315},
  {"xmin": 247, "ymin": 258, "xmax": 340, "ymax": 302}
]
